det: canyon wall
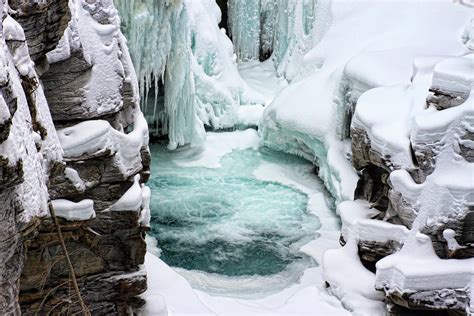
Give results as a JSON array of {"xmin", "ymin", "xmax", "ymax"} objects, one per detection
[{"xmin": 0, "ymin": 0, "xmax": 149, "ymax": 314}]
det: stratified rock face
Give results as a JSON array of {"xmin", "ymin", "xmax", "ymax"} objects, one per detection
[
  {"xmin": 9, "ymin": 0, "xmax": 71, "ymax": 63},
  {"xmin": 1, "ymin": 0, "xmax": 149, "ymax": 314},
  {"xmin": 348, "ymin": 53, "xmax": 474, "ymax": 315}
]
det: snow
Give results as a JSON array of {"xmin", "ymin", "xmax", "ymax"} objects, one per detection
[
  {"xmin": 252, "ymin": 2, "xmax": 473, "ymax": 314},
  {"xmin": 337, "ymin": 200, "xmax": 381, "ymax": 241},
  {"xmin": 462, "ymin": 17, "xmax": 474, "ymax": 50},
  {"xmin": 50, "ymin": 199, "xmax": 95, "ymax": 221},
  {"xmin": 323, "ymin": 238, "xmax": 386, "ymax": 316},
  {"xmin": 110, "ymin": 1, "xmax": 474, "ymax": 314},
  {"xmin": 354, "ymin": 220, "xmax": 409, "ymax": 245},
  {"xmin": 2, "ymin": 15, "xmax": 35, "ymax": 78},
  {"xmin": 139, "ymin": 184, "xmax": 151, "ymax": 227},
  {"xmin": 443, "ymin": 229, "xmax": 465, "ymax": 253},
  {"xmin": 351, "ymin": 77, "xmax": 431, "ymax": 169},
  {"xmin": 376, "ymin": 233, "xmax": 474, "ymax": 292},
  {"xmin": 373, "ymin": 64, "xmax": 474, "ymax": 313},
  {"xmin": 0, "ymin": 93, "xmax": 9, "ymax": 123},
  {"xmin": 170, "ymin": 129, "xmax": 260, "ymax": 169},
  {"xmin": 261, "ymin": 1, "xmax": 471, "ymax": 206},
  {"xmin": 431, "ymin": 56, "xmax": 474, "ymax": 97},
  {"xmin": 238, "ymin": 59, "xmax": 288, "ymax": 105},
  {"xmin": 64, "ymin": 167, "xmax": 86, "ymax": 192},
  {"xmin": 142, "ymin": 253, "xmax": 214, "ymax": 316},
  {"xmin": 57, "ymin": 109, "xmax": 148, "ymax": 176},
  {"xmin": 0, "ymin": 15, "xmax": 62, "ymax": 222},
  {"xmin": 46, "ymin": 0, "xmax": 128, "ymax": 116},
  {"xmin": 110, "ymin": 174, "xmax": 142, "ymax": 211},
  {"xmin": 325, "ymin": 199, "xmax": 409, "ymax": 314}
]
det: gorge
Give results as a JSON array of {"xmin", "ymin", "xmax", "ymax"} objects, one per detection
[{"xmin": 0, "ymin": 0, "xmax": 473, "ymax": 315}]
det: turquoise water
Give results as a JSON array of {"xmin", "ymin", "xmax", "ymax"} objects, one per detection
[{"xmin": 148, "ymin": 143, "xmax": 321, "ymax": 277}]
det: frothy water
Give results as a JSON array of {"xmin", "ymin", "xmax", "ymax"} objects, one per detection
[{"xmin": 148, "ymin": 143, "xmax": 322, "ymax": 295}]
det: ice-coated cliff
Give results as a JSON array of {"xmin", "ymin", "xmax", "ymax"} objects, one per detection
[{"xmin": 0, "ymin": 0, "xmax": 150, "ymax": 314}]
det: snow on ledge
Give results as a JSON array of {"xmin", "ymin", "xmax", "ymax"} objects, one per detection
[
  {"xmin": 50, "ymin": 199, "xmax": 95, "ymax": 221},
  {"xmin": 110, "ymin": 174, "xmax": 142, "ymax": 212},
  {"xmin": 431, "ymin": 56, "xmax": 474, "ymax": 97},
  {"xmin": 57, "ymin": 110, "xmax": 149, "ymax": 176},
  {"xmin": 375, "ymin": 233, "xmax": 474, "ymax": 293},
  {"xmin": 354, "ymin": 219, "xmax": 409, "ymax": 244},
  {"xmin": 139, "ymin": 184, "xmax": 151, "ymax": 227}
]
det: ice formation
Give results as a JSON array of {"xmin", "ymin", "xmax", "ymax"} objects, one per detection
[
  {"xmin": 228, "ymin": 0, "xmax": 331, "ymax": 80},
  {"xmin": 115, "ymin": 0, "xmax": 264, "ymax": 149},
  {"xmin": 260, "ymin": 1, "xmax": 471, "ymax": 204},
  {"xmin": 4, "ymin": 0, "xmax": 462, "ymax": 314}
]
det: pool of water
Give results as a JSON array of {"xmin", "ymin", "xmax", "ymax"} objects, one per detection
[{"xmin": 148, "ymin": 139, "xmax": 322, "ymax": 290}]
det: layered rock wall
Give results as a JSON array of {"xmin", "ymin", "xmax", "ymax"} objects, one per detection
[{"xmin": 0, "ymin": 0, "xmax": 149, "ymax": 314}]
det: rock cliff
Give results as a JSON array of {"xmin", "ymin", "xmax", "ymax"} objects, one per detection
[{"xmin": 0, "ymin": 0, "xmax": 149, "ymax": 314}]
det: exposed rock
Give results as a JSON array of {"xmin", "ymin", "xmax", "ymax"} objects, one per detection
[
  {"xmin": 1, "ymin": 0, "xmax": 149, "ymax": 314},
  {"xmin": 41, "ymin": 51, "xmax": 94, "ymax": 122},
  {"xmin": 383, "ymin": 287, "xmax": 470, "ymax": 314},
  {"xmin": 9, "ymin": 0, "xmax": 71, "ymax": 62}
]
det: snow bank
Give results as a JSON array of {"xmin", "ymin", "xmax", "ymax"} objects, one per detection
[
  {"xmin": 323, "ymin": 238, "xmax": 386, "ymax": 316},
  {"xmin": 260, "ymin": 1, "xmax": 471, "ymax": 204},
  {"xmin": 373, "ymin": 60, "xmax": 474, "ymax": 313},
  {"xmin": 142, "ymin": 253, "xmax": 214, "ymax": 316},
  {"xmin": 376, "ymin": 233, "xmax": 474, "ymax": 293}
]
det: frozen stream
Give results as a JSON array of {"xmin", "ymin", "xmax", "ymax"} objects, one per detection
[{"xmin": 144, "ymin": 130, "xmax": 349, "ymax": 314}]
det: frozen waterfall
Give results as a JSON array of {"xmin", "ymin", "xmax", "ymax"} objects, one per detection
[{"xmin": 115, "ymin": 0, "xmax": 264, "ymax": 149}]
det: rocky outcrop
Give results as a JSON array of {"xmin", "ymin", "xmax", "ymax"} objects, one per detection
[
  {"xmin": 0, "ymin": 0, "xmax": 150, "ymax": 314},
  {"xmin": 346, "ymin": 54, "xmax": 474, "ymax": 315}
]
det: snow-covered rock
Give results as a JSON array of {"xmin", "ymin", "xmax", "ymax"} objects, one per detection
[
  {"xmin": 50, "ymin": 198, "xmax": 95, "ymax": 221},
  {"xmin": 0, "ymin": 0, "xmax": 150, "ymax": 314}
]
